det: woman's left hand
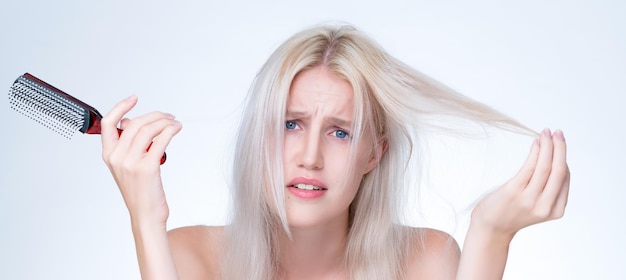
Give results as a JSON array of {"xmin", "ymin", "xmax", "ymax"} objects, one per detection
[{"xmin": 471, "ymin": 128, "xmax": 570, "ymax": 239}]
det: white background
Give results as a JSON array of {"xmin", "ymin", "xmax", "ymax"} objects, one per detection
[{"xmin": 0, "ymin": 0, "xmax": 623, "ymax": 279}]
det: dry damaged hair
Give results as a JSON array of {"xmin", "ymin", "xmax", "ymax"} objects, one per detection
[{"xmin": 221, "ymin": 23, "xmax": 534, "ymax": 280}]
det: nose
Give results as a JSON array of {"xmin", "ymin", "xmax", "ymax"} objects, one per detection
[{"xmin": 298, "ymin": 131, "xmax": 324, "ymax": 170}]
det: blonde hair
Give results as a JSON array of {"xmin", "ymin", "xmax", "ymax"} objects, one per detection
[{"xmin": 221, "ymin": 23, "xmax": 534, "ymax": 280}]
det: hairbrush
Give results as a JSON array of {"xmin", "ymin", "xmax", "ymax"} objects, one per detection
[{"xmin": 8, "ymin": 73, "xmax": 166, "ymax": 164}]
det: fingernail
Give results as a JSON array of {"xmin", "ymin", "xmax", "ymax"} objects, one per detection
[
  {"xmin": 543, "ymin": 128, "xmax": 552, "ymax": 138},
  {"xmin": 125, "ymin": 95, "xmax": 137, "ymax": 103},
  {"xmin": 554, "ymin": 129, "xmax": 565, "ymax": 141}
]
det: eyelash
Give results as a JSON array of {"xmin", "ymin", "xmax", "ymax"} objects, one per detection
[
  {"xmin": 285, "ymin": 121, "xmax": 351, "ymax": 140},
  {"xmin": 332, "ymin": 129, "xmax": 350, "ymax": 139},
  {"xmin": 285, "ymin": 121, "xmax": 299, "ymax": 130}
]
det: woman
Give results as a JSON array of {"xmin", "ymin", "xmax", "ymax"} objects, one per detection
[{"xmin": 101, "ymin": 24, "xmax": 569, "ymax": 279}]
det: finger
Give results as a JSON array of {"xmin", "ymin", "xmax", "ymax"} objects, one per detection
[
  {"xmin": 101, "ymin": 96, "xmax": 138, "ymax": 157},
  {"xmin": 115, "ymin": 111, "xmax": 176, "ymax": 157},
  {"xmin": 508, "ymin": 135, "xmax": 541, "ymax": 189},
  {"xmin": 127, "ymin": 118, "xmax": 180, "ymax": 160},
  {"xmin": 119, "ymin": 111, "xmax": 175, "ymax": 139},
  {"xmin": 119, "ymin": 118, "xmax": 131, "ymax": 130},
  {"xmin": 539, "ymin": 130, "xmax": 568, "ymax": 206},
  {"xmin": 145, "ymin": 121, "xmax": 183, "ymax": 163},
  {"xmin": 551, "ymin": 167, "xmax": 570, "ymax": 219},
  {"xmin": 525, "ymin": 129, "xmax": 554, "ymax": 195}
]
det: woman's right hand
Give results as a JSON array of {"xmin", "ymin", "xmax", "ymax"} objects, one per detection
[{"xmin": 100, "ymin": 95, "xmax": 183, "ymax": 228}]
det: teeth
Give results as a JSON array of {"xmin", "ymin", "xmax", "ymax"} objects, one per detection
[{"xmin": 293, "ymin": 183, "xmax": 322, "ymax": 190}]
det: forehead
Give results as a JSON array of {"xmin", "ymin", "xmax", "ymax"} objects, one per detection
[{"xmin": 287, "ymin": 67, "xmax": 354, "ymax": 113}]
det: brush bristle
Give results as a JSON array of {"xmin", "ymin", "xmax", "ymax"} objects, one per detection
[{"xmin": 9, "ymin": 75, "xmax": 86, "ymax": 139}]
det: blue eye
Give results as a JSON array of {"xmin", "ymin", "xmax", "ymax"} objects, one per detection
[
  {"xmin": 285, "ymin": 121, "xmax": 298, "ymax": 130},
  {"xmin": 333, "ymin": 130, "xmax": 349, "ymax": 139}
]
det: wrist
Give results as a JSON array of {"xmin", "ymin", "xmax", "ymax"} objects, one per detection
[
  {"xmin": 127, "ymin": 205, "xmax": 169, "ymax": 231},
  {"xmin": 466, "ymin": 220, "xmax": 516, "ymax": 248},
  {"xmin": 130, "ymin": 217, "xmax": 168, "ymax": 235},
  {"xmin": 458, "ymin": 220, "xmax": 516, "ymax": 280},
  {"xmin": 128, "ymin": 217, "xmax": 178, "ymax": 280}
]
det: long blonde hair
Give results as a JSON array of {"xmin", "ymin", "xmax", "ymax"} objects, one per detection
[{"xmin": 221, "ymin": 23, "xmax": 533, "ymax": 280}]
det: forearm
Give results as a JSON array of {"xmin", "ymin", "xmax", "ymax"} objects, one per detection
[
  {"xmin": 456, "ymin": 222, "xmax": 514, "ymax": 280},
  {"xmin": 132, "ymin": 221, "xmax": 179, "ymax": 280}
]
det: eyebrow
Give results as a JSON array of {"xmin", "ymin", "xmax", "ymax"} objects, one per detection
[{"xmin": 286, "ymin": 110, "xmax": 353, "ymax": 128}]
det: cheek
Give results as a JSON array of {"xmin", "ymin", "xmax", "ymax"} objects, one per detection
[
  {"xmin": 355, "ymin": 146, "xmax": 375, "ymax": 175},
  {"xmin": 326, "ymin": 141, "xmax": 371, "ymax": 169},
  {"xmin": 327, "ymin": 150, "xmax": 365, "ymax": 187}
]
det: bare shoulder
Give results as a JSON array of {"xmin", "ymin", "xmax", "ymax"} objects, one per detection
[
  {"xmin": 405, "ymin": 227, "xmax": 461, "ymax": 279},
  {"xmin": 168, "ymin": 225, "xmax": 224, "ymax": 280}
]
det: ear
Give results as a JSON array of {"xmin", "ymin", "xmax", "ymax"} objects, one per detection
[{"xmin": 363, "ymin": 135, "xmax": 388, "ymax": 174}]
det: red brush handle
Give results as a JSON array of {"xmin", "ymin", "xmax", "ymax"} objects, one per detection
[
  {"xmin": 117, "ymin": 129, "xmax": 167, "ymax": 165},
  {"xmin": 87, "ymin": 117, "xmax": 167, "ymax": 165},
  {"xmin": 18, "ymin": 73, "xmax": 168, "ymax": 165}
]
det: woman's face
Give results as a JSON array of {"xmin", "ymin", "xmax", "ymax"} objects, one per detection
[{"xmin": 282, "ymin": 66, "xmax": 381, "ymax": 229}]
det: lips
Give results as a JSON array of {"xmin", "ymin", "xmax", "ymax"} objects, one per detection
[
  {"xmin": 287, "ymin": 177, "xmax": 328, "ymax": 199},
  {"xmin": 287, "ymin": 177, "xmax": 328, "ymax": 190},
  {"xmin": 291, "ymin": 183, "xmax": 324, "ymax": 190}
]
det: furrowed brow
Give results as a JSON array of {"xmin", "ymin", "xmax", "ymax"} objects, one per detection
[
  {"xmin": 327, "ymin": 116, "xmax": 352, "ymax": 128},
  {"xmin": 285, "ymin": 110, "xmax": 309, "ymax": 119},
  {"xmin": 285, "ymin": 111, "xmax": 352, "ymax": 128}
]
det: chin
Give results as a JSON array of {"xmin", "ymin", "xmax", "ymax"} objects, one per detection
[
  {"xmin": 285, "ymin": 204, "xmax": 349, "ymax": 230},
  {"xmin": 285, "ymin": 208, "xmax": 325, "ymax": 229}
]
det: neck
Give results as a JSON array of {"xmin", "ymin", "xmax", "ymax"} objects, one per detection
[{"xmin": 279, "ymin": 215, "xmax": 350, "ymax": 279}]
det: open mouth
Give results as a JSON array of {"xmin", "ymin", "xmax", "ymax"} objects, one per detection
[{"xmin": 289, "ymin": 183, "xmax": 327, "ymax": 191}]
